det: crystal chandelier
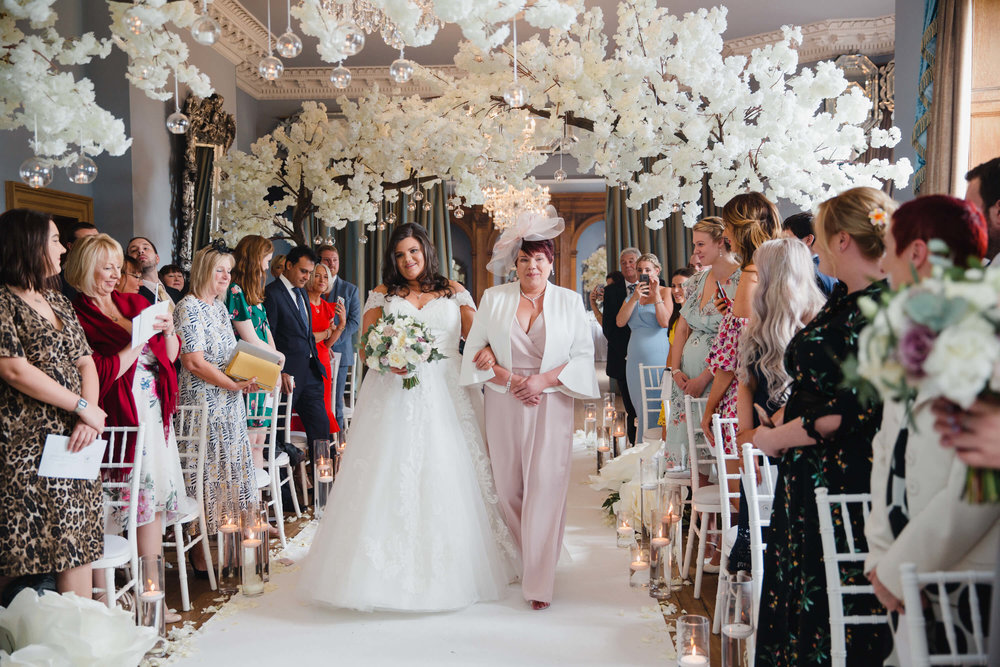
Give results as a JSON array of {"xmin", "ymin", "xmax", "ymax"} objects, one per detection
[
  {"xmin": 481, "ymin": 184, "xmax": 551, "ymax": 230},
  {"xmin": 320, "ymin": 0, "xmax": 440, "ymax": 50}
]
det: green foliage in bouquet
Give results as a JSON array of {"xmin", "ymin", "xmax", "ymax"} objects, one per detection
[{"xmin": 360, "ymin": 313, "xmax": 447, "ymax": 390}]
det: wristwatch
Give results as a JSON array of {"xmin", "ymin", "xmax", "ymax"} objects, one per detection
[{"xmin": 73, "ymin": 397, "xmax": 88, "ymax": 414}]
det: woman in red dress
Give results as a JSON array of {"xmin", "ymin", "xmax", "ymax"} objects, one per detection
[{"xmin": 306, "ymin": 263, "xmax": 346, "ymax": 434}]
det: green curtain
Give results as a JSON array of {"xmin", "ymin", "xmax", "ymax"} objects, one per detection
[{"xmin": 604, "ymin": 174, "xmax": 718, "ymax": 277}]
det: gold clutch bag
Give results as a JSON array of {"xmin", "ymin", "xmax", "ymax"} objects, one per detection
[{"xmin": 226, "ymin": 341, "xmax": 282, "ymax": 391}]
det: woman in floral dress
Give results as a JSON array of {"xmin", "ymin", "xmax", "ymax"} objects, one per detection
[
  {"xmin": 174, "ymin": 245, "xmax": 256, "ymax": 545},
  {"xmin": 752, "ymin": 187, "xmax": 895, "ymax": 666}
]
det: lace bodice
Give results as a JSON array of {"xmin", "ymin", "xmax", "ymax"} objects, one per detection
[{"xmin": 364, "ymin": 290, "xmax": 475, "ymax": 357}]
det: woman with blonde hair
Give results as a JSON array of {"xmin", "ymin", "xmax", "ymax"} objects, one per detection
[
  {"xmin": 725, "ymin": 237, "xmax": 825, "ymax": 573},
  {"xmin": 174, "ymin": 243, "xmax": 257, "ymax": 573},
  {"xmin": 700, "ymin": 192, "xmax": 781, "ymax": 452},
  {"xmin": 753, "ymin": 187, "xmax": 894, "ymax": 665},
  {"xmin": 66, "ymin": 235, "xmax": 185, "ymax": 603},
  {"xmin": 616, "ymin": 252, "xmax": 672, "ymax": 443},
  {"xmin": 664, "ymin": 217, "xmax": 740, "ymax": 464}
]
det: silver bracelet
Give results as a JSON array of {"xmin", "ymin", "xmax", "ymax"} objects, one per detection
[{"xmin": 504, "ymin": 376, "xmax": 512, "ymax": 393}]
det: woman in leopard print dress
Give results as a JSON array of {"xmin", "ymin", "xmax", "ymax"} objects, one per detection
[{"xmin": 0, "ymin": 209, "xmax": 106, "ymax": 598}]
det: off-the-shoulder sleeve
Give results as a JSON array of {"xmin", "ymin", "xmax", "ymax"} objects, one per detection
[
  {"xmin": 175, "ymin": 299, "xmax": 207, "ymax": 354},
  {"xmin": 453, "ymin": 290, "xmax": 476, "ymax": 310},
  {"xmin": 363, "ymin": 290, "xmax": 386, "ymax": 314},
  {"xmin": 0, "ymin": 292, "xmax": 24, "ymax": 358},
  {"xmin": 707, "ymin": 313, "xmax": 747, "ymax": 374}
]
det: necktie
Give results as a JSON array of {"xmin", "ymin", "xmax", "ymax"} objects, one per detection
[
  {"xmin": 156, "ymin": 283, "xmax": 175, "ymax": 314},
  {"xmin": 295, "ymin": 288, "xmax": 309, "ymax": 329},
  {"xmin": 627, "ymin": 283, "xmax": 636, "ymax": 296}
]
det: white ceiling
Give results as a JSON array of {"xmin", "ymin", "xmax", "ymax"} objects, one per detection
[{"xmin": 239, "ymin": 0, "xmax": 896, "ymax": 68}]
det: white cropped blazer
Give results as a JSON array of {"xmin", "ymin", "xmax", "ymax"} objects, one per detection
[{"xmin": 460, "ymin": 281, "xmax": 600, "ymax": 401}]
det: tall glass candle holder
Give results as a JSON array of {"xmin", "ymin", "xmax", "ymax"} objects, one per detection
[
  {"xmin": 253, "ymin": 504, "xmax": 271, "ymax": 583},
  {"xmin": 241, "ymin": 504, "xmax": 266, "ymax": 597},
  {"xmin": 615, "ymin": 509, "xmax": 635, "ymax": 549},
  {"xmin": 721, "ymin": 572, "xmax": 755, "ymax": 667},
  {"xmin": 584, "ymin": 402, "xmax": 598, "ymax": 421},
  {"xmin": 596, "ymin": 432, "xmax": 611, "ymax": 473},
  {"xmin": 313, "ymin": 438, "xmax": 334, "ymax": 518},
  {"xmin": 614, "ymin": 411, "xmax": 627, "ymax": 452},
  {"xmin": 602, "ymin": 391, "xmax": 615, "ymax": 411},
  {"xmin": 676, "ymin": 615, "xmax": 710, "ymax": 666},
  {"xmin": 629, "ymin": 542, "xmax": 649, "ymax": 589},
  {"xmin": 334, "ymin": 435, "xmax": 347, "ymax": 475},
  {"xmin": 583, "ymin": 415, "xmax": 597, "ymax": 450},
  {"xmin": 216, "ymin": 489, "xmax": 241, "ymax": 595},
  {"xmin": 649, "ymin": 538, "xmax": 672, "ymax": 601},
  {"xmin": 138, "ymin": 554, "xmax": 166, "ymax": 655}
]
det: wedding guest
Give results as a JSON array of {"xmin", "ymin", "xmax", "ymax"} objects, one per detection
[
  {"xmin": 269, "ymin": 254, "xmax": 285, "ymax": 280},
  {"xmin": 965, "ymin": 156, "xmax": 1000, "ymax": 261},
  {"xmin": 726, "ymin": 238, "xmax": 825, "ymax": 573},
  {"xmin": 127, "ymin": 237, "xmax": 181, "ymax": 306},
  {"xmin": 317, "ymin": 245, "xmax": 361, "ymax": 428},
  {"xmin": 0, "ymin": 209, "xmax": 106, "ymax": 598},
  {"xmin": 865, "ymin": 195, "xmax": 997, "ymax": 654},
  {"xmin": 59, "ymin": 221, "xmax": 98, "ymax": 300},
  {"xmin": 616, "ymin": 253, "xmax": 671, "ymax": 443},
  {"xmin": 305, "ymin": 261, "xmax": 345, "ymax": 434},
  {"xmin": 264, "ymin": 246, "xmax": 331, "ymax": 451},
  {"xmin": 688, "ymin": 251, "xmax": 706, "ymax": 272},
  {"xmin": 601, "ymin": 248, "xmax": 641, "ymax": 443},
  {"xmin": 782, "ymin": 212, "xmax": 838, "ymax": 297},
  {"xmin": 65, "ymin": 234, "xmax": 186, "ymax": 612},
  {"xmin": 462, "ymin": 209, "xmax": 599, "ymax": 610},
  {"xmin": 657, "ymin": 268, "xmax": 694, "ymax": 437},
  {"xmin": 753, "ymin": 186, "xmax": 895, "ymax": 665},
  {"xmin": 225, "ymin": 235, "xmax": 285, "ymax": 469},
  {"xmin": 664, "ymin": 217, "xmax": 740, "ymax": 464},
  {"xmin": 701, "ymin": 192, "xmax": 782, "ymax": 452},
  {"xmin": 174, "ymin": 244, "xmax": 256, "ymax": 560},
  {"xmin": 116, "ymin": 255, "xmax": 143, "ymax": 295},
  {"xmin": 587, "ymin": 271, "xmax": 624, "ymax": 327},
  {"xmin": 159, "ymin": 264, "xmax": 186, "ymax": 295}
]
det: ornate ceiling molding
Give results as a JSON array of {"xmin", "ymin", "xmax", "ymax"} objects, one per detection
[
  {"xmin": 212, "ymin": 1, "xmax": 896, "ymax": 101},
  {"xmin": 722, "ymin": 15, "xmax": 895, "ymax": 63}
]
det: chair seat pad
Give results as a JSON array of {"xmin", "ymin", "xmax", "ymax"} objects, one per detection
[
  {"xmin": 274, "ymin": 452, "xmax": 290, "ymax": 466},
  {"xmin": 92, "ymin": 535, "xmax": 129, "ymax": 569},
  {"xmin": 722, "ymin": 525, "xmax": 738, "ymax": 551},
  {"xmin": 255, "ymin": 467, "xmax": 271, "ymax": 489},
  {"xmin": 692, "ymin": 485, "xmax": 722, "ymax": 511}
]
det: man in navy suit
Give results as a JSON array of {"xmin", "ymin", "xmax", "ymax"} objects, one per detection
[
  {"xmin": 781, "ymin": 212, "xmax": 837, "ymax": 298},
  {"xmin": 599, "ymin": 247, "xmax": 641, "ymax": 445},
  {"xmin": 317, "ymin": 245, "xmax": 361, "ymax": 427},
  {"xmin": 264, "ymin": 246, "xmax": 331, "ymax": 457}
]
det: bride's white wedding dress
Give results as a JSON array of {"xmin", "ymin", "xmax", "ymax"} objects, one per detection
[{"xmin": 297, "ymin": 290, "xmax": 519, "ymax": 612}]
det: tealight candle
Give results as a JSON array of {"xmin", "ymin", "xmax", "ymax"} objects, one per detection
[
  {"xmin": 630, "ymin": 560, "xmax": 649, "ymax": 571},
  {"xmin": 678, "ymin": 654, "xmax": 709, "ymax": 666},
  {"xmin": 651, "ymin": 536, "xmax": 670, "ymax": 549}
]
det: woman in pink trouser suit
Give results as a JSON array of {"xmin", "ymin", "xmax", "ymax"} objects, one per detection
[{"xmin": 461, "ymin": 211, "xmax": 599, "ymax": 610}]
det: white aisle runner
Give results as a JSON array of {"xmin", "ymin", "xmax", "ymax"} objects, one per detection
[{"xmin": 171, "ymin": 443, "xmax": 672, "ymax": 666}]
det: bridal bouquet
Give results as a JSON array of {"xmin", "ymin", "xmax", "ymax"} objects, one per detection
[
  {"xmin": 855, "ymin": 248, "xmax": 1000, "ymax": 502},
  {"xmin": 361, "ymin": 313, "xmax": 446, "ymax": 390}
]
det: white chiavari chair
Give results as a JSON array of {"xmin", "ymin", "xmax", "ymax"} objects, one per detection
[
  {"xmin": 815, "ymin": 487, "xmax": 888, "ymax": 667},
  {"xmin": 681, "ymin": 394, "xmax": 720, "ymax": 599},
  {"xmin": 91, "ymin": 425, "xmax": 145, "ymax": 611},
  {"xmin": 899, "ymin": 564, "xmax": 993, "ymax": 666},
  {"xmin": 741, "ymin": 443, "xmax": 777, "ymax": 629},
  {"xmin": 711, "ymin": 413, "xmax": 741, "ymax": 634},
  {"xmin": 247, "ymin": 386, "xmax": 292, "ymax": 548},
  {"xmin": 164, "ymin": 404, "xmax": 216, "ymax": 610},
  {"xmin": 278, "ymin": 389, "xmax": 311, "ymax": 508},
  {"xmin": 638, "ymin": 364, "xmax": 666, "ymax": 446}
]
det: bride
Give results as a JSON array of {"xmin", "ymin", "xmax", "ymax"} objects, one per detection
[{"xmin": 297, "ymin": 223, "xmax": 518, "ymax": 612}]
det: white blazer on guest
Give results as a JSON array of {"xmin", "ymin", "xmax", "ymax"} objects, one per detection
[
  {"xmin": 864, "ymin": 395, "xmax": 1000, "ymax": 598},
  {"xmin": 460, "ymin": 281, "xmax": 600, "ymax": 401}
]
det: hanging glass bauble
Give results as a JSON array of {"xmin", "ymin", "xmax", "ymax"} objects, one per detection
[
  {"xmin": 123, "ymin": 7, "xmax": 145, "ymax": 35},
  {"xmin": 472, "ymin": 155, "xmax": 488, "ymax": 172},
  {"xmin": 190, "ymin": 14, "xmax": 221, "ymax": 45},
  {"xmin": 377, "ymin": 221, "xmax": 386, "ymax": 231},
  {"xmin": 412, "ymin": 189, "xmax": 424, "ymax": 202},
  {"xmin": 132, "ymin": 61, "xmax": 154, "ymax": 80},
  {"xmin": 422, "ymin": 201, "xmax": 432, "ymax": 211},
  {"xmin": 313, "ymin": 235, "xmax": 323, "ymax": 245},
  {"xmin": 258, "ymin": 55, "xmax": 283, "ymax": 81},
  {"xmin": 359, "ymin": 233, "xmax": 368, "ymax": 244},
  {"xmin": 389, "ymin": 58, "xmax": 413, "ymax": 84},
  {"xmin": 407, "ymin": 200, "xmax": 417, "ymax": 212},
  {"xmin": 453, "ymin": 207, "xmax": 465, "ymax": 219},
  {"xmin": 553, "ymin": 168, "xmax": 567, "ymax": 182},
  {"xmin": 503, "ymin": 83, "xmax": 527, "ymax": 108},
  {"xmin": 329, "ymin": 65, "xmax": 351, "ymax": 89},
  {"xmin": 619, "ymin": 182, "xmax": 628, "ymax": 191},
  {"xmin": 323, "ymin": 236, "xmax": 334, "ymax": 245},
  {"xmin": 386, "ymin": 211, "xmax": 397, "ymax": 224},
  {"xmin": 340, "ymin": 22, "xmax": 365, "ymax": 57},
  {"xmin": 66, "ymin": 153, "xmax": 98, "ymax": 184},
  {"xmin": 276, "ymin": 31, "xmax": 303, "ymax": 58},
  {"xmin": 381, "ymin": 26, "xmax": 405, "ymax": 50},
  {"xmin": 166, "ymin": 111, "xmax": 190, "ymax": 134},
  {"xmin": 19, "ymin": 157, "xmax": 52, "ymax": 189}
]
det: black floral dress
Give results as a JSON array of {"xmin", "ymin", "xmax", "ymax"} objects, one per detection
[
  {"xmin": 0, "ymin": 287, "xmax": 103, "ymax": 575},
  {"xmin": 755, "ymin": 281, "xmax": 890, "ymax": 666}
]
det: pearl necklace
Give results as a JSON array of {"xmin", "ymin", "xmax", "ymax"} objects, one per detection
[{"xmin": 519, "ymin": 285, "xmax": 546, "ymax": 307}]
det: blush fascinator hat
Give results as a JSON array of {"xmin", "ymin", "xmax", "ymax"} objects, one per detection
[{"xmin": 486, "ymin": 206, "xmax": 565, "ymax": 277}]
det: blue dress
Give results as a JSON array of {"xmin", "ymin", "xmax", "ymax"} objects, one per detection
[{"xmin": 625, "ymin": 301, "xmax": 669, "ymax": 443}]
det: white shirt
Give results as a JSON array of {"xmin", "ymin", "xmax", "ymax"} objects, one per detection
[{"xmin": 278, "ymin": 273, "xmax": 300, "ymax": 306}]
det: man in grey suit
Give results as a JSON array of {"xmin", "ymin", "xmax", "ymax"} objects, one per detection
[{"xmin": 318, "ymin": 245, "xmax": 361, "ymax": 427}]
